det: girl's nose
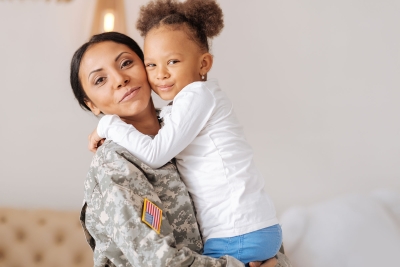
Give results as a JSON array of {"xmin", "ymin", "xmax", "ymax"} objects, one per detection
[{"xmin": 157, "ymin": 67, "xmax": 170, "ymax": 80}]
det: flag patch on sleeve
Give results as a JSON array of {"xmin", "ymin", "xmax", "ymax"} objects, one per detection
[{"xmin": 141, "ymin": 198, "xmax": 162, "ymax": 234}]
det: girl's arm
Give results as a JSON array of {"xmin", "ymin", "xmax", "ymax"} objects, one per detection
[{"xmin": 97, "ymin": 83, "xmax": 216, "ymax": 169}]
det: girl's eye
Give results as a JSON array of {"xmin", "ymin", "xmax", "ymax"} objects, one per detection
[
  {"xmin": 146, "ymin": 63, "xmax": 156, "ymax": 68},
  {"xmin": 95, "ymin": 77, "xmax": 105, "ymax": 85},
  {"xmin": 121, "ymin": 60, "xmax": 133, "ymax": 68},
  {"xmin": 168, "ymin": 60, "xmax": 179, "ymax": 65}
]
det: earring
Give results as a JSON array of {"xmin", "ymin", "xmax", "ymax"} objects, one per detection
[{"xmin": 201, "ymin": 74, "xmax": 205, "ymax": 80}]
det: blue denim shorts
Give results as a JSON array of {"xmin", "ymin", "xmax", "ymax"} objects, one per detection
[{"xmin": 203, "ymin": 224, "xmax": 282, "ymax": 265}]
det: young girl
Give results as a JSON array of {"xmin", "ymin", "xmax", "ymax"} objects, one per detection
[{"xmin": 88, "ymin": 0, "xmax": 282, "ymax": 265}]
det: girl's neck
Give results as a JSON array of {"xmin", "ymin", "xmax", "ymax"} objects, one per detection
[{"xmin": 121, "ymin": 100, "xmax": 160, "ymax": 136}]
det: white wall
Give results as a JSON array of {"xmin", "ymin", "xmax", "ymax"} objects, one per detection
[{"xmin": 0, "ymin": 0, "xmax": 399, "ymax": 214}]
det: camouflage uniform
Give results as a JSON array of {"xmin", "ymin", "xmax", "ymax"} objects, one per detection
[{"xmin": 80, "ymin": 140, "xmax": 292, "ymax": 267}]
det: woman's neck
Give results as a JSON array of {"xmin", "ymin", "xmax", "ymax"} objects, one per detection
[{"xmin": 121, "ymin": 100, "xmax": 160, "ymax": 136}]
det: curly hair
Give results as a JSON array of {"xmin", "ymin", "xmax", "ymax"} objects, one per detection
[{"xmin": 136, "ymin": 0, "xmax": 224, "ymax": 52}]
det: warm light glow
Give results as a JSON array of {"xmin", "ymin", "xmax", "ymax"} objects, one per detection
[
  {"xmin": 91, "ymin": 0, "xmax": 126, "ymax": 36},
  {"xmin": 103, "ymin": 12, "xmax": 115, "ymax": 32}
]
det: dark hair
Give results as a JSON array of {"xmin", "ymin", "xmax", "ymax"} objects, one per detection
[
  {"xmin": 70, "ymin": 32, "xmax": 144, "ymax": 111},
  {"xmin": 136, "ymin": 0, "xmax": 224, "ymax": 52}
]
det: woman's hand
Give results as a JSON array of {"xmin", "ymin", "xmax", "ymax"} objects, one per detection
[
  {"xmin": 88, "ymin": 128, "xmax": 105, "ymax": 152},
  {"xmin": 249, "ymin": 257, "xmax": 277, "ymax": 267}
]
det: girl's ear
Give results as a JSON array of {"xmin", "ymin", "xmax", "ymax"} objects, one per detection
[
  {"xmin": 85, "ymin": 100, "xmax": 101, "ymax": 116},
  {"xmin": 199, "ymin": 53, "xmax": 213, "ymax": 77}
]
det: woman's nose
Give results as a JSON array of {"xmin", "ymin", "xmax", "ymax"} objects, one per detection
[
  {"xmin": 117, "ymin": 78, "xmax": 129, "ymax": 89},
  {"xmin": 114, "ymin": 72, "xmax": 129, "ymax": 89}
]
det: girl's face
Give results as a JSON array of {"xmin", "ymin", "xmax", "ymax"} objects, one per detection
[
  {"xmin": 144, "ymin": 26, "xmax": 210, "ymax": 100},
  {"xmin": 79, "ymin": 41, "xmax": 152, "ymax": 119}
]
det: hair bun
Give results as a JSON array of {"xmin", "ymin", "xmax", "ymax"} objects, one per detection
[
  {"xmin": 137, "ymin": 0, "xmax": 182, "ymax": 37},
  {"xmin": 181, "ymin": 0, "xmax": 224, "ymax": 38}
]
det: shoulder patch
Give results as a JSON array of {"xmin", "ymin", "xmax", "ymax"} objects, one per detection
[{"xmin": 141, "ymin": 198, "xmax": 162, "ymax": 234}]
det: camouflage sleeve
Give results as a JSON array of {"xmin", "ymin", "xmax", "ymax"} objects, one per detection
[
  {"xmin": 88, "ymin": 141, "xmax": 244, "ymax": 267},
  {"xmin": 116, "ymin": 150, "xmax": 204, "ymax": 253}
]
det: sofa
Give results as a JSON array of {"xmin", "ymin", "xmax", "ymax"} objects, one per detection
[
  {"xmin": 0, "ymin": 207, "xmax": 93, "ymax": 267},
  {"xmin": 0, "ymin": 206, "xmax": 291, "ymax": 267}
]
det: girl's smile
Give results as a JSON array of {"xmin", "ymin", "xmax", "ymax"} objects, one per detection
[{"xmin": 156, "ymin": 83, "xmax": 175, "ymax": 92}]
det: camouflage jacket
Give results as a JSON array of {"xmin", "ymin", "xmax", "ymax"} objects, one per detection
[
  {"xmin": 80, "ymin": 140, "xmax": 292, "ymax": 267},
  {"xmin": 80, "ymin": 140, "xmax": 246, "ymax": 267}
]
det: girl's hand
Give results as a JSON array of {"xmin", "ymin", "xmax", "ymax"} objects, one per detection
[
  {"xmin": 88, "ymin": 128, "xmax": 105, "ymax": 153},
  {"xmin": 249, "ymin": 257, "xmax": 277, "ymax": 267}
]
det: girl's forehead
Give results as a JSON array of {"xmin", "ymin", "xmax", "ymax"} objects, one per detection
[
  {"xmin": 147, "ymin": 25, "xmax": 190, "ymax": 39},
  {"xmin": 144, "ymin": 28, "xmax": 200, "ymax": 53}
]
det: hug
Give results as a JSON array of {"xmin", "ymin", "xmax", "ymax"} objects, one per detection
[{"xmin": 70, "ymin": 0, "xmax": 291, "ymax": 266}]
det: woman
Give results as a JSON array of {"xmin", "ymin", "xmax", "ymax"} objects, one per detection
[{"xmin": 71, "ymin": 32, "xmax": 289, "ymax": 267}]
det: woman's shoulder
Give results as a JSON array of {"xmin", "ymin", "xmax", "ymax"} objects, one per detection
[
  {"xmin": 94, "ymin": 140, "xmax": 148, "ymax": 170},
  {"xmin": 93, "ymin": 140, "xmax": 179, "ymax": 180}
]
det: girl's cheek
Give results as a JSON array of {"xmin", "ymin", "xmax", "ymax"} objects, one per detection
[
  {"xmin": 149, "ymin": 79, "xmax": 157, "ymax": 87},
  {"xmin": 148, "ymin": 73, "xmax": 155, "ymax": 82}
]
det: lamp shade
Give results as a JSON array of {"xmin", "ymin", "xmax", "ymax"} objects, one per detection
[{"xmin": 91, "ymin": 0, "xmax": 126, "ymax": 36}]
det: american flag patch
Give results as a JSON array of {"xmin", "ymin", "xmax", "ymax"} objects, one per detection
[{"xmin": 141, "ymin": 198, "xmax": 162, "ymax": 234}]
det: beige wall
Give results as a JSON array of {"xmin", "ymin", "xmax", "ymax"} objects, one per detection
[{"xmin": 1, "ymin": 0, "xmax": 399, "ymax": 214}]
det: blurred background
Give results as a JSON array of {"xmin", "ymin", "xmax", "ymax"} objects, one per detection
[{"xmin": 0, "ymin": 0, "xmax": 399, "ymax": 266}]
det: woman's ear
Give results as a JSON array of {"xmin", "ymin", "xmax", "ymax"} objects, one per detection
[
  {"xmin": 85, "ymin": 100, "xmax": 101, "ymax": 116},
  {"xmin": 199, "ymin": 53, "xmax": 213, "ymax": 77}
]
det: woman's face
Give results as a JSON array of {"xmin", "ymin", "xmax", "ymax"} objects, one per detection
[{"xmin": 79, "ymin": 41, "xmax": 152, "ymax": 119}]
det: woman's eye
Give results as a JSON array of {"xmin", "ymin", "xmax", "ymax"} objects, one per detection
[
  {"xmin": 121, "ymin": 60, "xmax": 133, "ymax": 68},
  {"xmin": 95, "ymin": 77, "xmax": 105, "ymax": 85},
  {"xmin": 168, "ymin": 60, "xmax": 179, "ymax": 65}
]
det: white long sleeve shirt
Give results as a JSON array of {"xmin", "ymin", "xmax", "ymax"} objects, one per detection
[{"xmin": 97, "ymin": 79, "xmax": 278, "ymax": 241}]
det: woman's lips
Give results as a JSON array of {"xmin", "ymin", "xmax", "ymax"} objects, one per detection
[{"xmin": 119, "ymin": 87, "xmax": 141, "ymax": 103}]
